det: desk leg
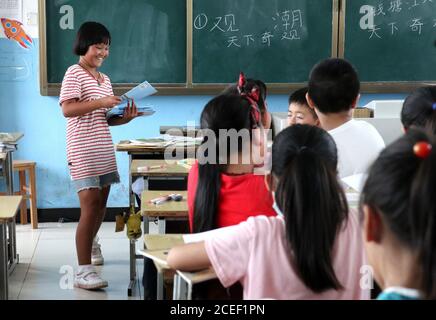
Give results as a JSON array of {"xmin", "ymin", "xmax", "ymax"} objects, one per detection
[
  {"xmin": 173, "ymin": 274, "xmax": 179, "ymax": 300},
  {"xmin": 0, "ymin": 224, "xmax": 8, "ymax": 300},
  {"xmin": 157, "ymin": 271, "xmax": 164, "ymax": 300},
  {"xmin": 5, "ymin": 151, "xmax": 13, "ymax": 195},
  {"xmin": 157, "ymin": 218, "xmax": 166, "ymax": 234},
  {"xmin": 127, "ymin": 153, "xmax": 136, "ymax": 297},
  {"xmin": 7, "ymin": 221, "xmax": 18, "ymax": 275},
  {"xmin": 178, "ymin": 275, "xmax": 188, "ymax": 300},
  {"xmin": 127, "ymin": 239, "xmax": 136, "ymax": 296},
  {"xmin": 128, "ymin": 153, "xmax": 134, "ymax": 209}
]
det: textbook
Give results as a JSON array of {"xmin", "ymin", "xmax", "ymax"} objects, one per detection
[
  {"xmin": 106, "ymin": 80, "xmax": 157, "ymax": 119},
  {"xmin": 106, "ymin": 105, "xmax": 155, "ymax": 118}
]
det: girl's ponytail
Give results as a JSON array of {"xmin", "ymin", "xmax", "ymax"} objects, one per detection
[
  {"xmin": 409, "ymin": 138, "xmax": 436, "ymax": 299},
  {"xmin": 361, "ymin": 128, "xmax": 436, "ymax": 299},
  {"xmin": 193, "ymin": 162, "xmax": 221, "ymax": 232},
  {"xmin": 273, "ymin": 125, "xmax": 348, "ymax": 292}
]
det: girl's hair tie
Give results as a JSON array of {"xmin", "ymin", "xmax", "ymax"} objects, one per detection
[
  {"xmin": 432, "ymin": 103, "xmax": 436, "ymax": 111},
  {"xmin": 237, "ymin": 72, "xmax": 246, "ymax": 94},
  {"xmin": 413, "ymin": 141, "xmax": 432, "ymax": 158}
]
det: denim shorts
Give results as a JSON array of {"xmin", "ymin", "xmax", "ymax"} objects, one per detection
[{"xmin": 72, "ymin": 171, "xmax": 120, "ymax": 193}]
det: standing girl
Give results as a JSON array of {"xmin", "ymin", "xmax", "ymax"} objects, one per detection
[{"xmin": 59, "ymin": 22, "xmax": 141, "ymax": 290}]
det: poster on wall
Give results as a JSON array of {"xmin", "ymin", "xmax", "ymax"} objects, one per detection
[{"xmin": 0, "ymin": 0, "xmax": 22, "ymax": 22}]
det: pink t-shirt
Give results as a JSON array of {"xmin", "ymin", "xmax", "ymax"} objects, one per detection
[{"xmin": 204, "ymin": 212, "xmax": 370, "ymax": 300}]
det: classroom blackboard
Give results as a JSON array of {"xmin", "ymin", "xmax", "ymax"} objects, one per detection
[
  {"xmin": 192, "ymin": 0, "xmax": 336, "ymax": 84},
  {"xmin": 340, "ymin": 0, "xmax": 436, "ymax": 91},
  {"xmin": 40, "ymin": 0, "xmax": 186, "ymax": 95},
  {"xmin": 39, "ymin": 0, "xmax": 338, "ymax": 95}
]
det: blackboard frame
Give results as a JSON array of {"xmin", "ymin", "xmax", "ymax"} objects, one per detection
[
  {"xmin": 338, "ymin": 0, "xmax": 436, "ymax": 93},
  {"xmin": 39, "ymin": 0, "xmax": 340, "ymax": 96}
]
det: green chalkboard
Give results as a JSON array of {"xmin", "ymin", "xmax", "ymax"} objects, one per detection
[
  {"xmin": 42, "ymin": 0, "xmax": 186, "ymax": 87},
  {"xmin": 192, "ymin": 0, "xmax": 336, "ymax": 84},
  {"xmin": 341, "ymin": 0, "xmax": 436, "ymax": 87},
  {"xmin": 40, "ymin": 0, "xmax": 339, "ymax": 95}
]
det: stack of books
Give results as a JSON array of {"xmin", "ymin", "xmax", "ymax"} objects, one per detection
[
  {"xmin": 106, "ymin": 80, "xmax": 157, "ymax": 119},
  {"xmin": 0, "ymin": 132, "xmax": 20, "ymax": 153}
]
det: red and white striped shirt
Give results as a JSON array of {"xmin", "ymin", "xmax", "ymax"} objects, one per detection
[{"xmin": 59, "ymin": 64, "xmax": 118, "ymax": 181}]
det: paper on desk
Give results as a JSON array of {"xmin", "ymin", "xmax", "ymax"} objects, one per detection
[{"xmin": 341, "ymin": 173, "xmax": 367, "ymax": 193}]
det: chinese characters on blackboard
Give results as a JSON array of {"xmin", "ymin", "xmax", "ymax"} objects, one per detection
[
  {"xmin": 359, "ymin": 0, "xmax": 435, "ymax": 39},
  {"xmin": 194, "ymin": 8, "xmax": 305, "ymax": 48}
]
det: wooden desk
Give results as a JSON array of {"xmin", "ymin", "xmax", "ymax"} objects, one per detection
[
  {"xmin": 116, "ymin": 139, "xmax": 197, "ymax": 297},
  {"xmin": 131, "ymin": 159, "xmax": 191, "ymax": 177},
  {"xmin": 0, "ymin": 196, "xmax": 22, "ymax": 300},
  {"xmin": 138, "ymin": 234, "xmax": 216, "ymax": 300},
  {"xmin": 141, "ymin": 190, "xmax": 188, "ymax": 234},
  {"xmin": 0, "ymin": 132, "xmax": 24, "ymax": 195}
]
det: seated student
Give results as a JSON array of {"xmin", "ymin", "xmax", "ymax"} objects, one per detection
[
  {"xmin": 287, "ymin": 87, "xmax": 319, "ymax": 126},
  {"xmin": 401, "ymin": 85, "xmax": 436, "ymax": 134},
  {"xmin": 223, "ymin": 73, "xmax": 272, "ymax": 130},
  {"xmin": 169, "ymin": 124, "xmax": 369, "ymax": 300},
  {"xmin": 360, "ymin": 128, "xmax": 436, "ymax": 300},
  {"xmin": 188, "ymin": 93, "xmax": 276, "ymax": 233},
  {"xmin": 306, "ymin": 58, "xmax": 385, "ymax": 179}
]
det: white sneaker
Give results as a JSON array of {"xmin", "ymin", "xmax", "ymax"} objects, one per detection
[
  {"xmin": 92, "ymin": 237, "xmax": 104, "ymax": 266},
  {"xmin": 74, "ymin": 268, "xmax": 108, "ymax": 290}
]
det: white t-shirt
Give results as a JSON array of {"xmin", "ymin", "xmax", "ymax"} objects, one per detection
[{"xmin": 328, "ymin": 119, "xmax": 385, "ymax": 179}]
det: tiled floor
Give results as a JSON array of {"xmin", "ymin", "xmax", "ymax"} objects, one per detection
[{"xmin": 8, "ymin": 221, "xmax": 149, "ymax": 300}]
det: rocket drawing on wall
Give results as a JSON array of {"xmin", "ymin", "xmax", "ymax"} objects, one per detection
[{"xmin": 1, "ymin": 18, "xmax": 33, "ymax": 49}]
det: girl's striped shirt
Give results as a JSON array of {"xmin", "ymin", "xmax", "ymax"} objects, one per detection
[{"xmin": 59, "ymin": 64, "xmax": 118, "ymax": 180}]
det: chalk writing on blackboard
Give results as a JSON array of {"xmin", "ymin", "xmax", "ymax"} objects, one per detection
[
  {"xmin": 359, "ymin": 0, "xmax": 435, "ymax": 39},
  {"xmin": 194, "ymin": 8, "xmax": 305, "ymax": 49}
]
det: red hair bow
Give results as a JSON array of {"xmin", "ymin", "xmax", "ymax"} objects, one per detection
[{"xmin": 236, "ymin": 72, "xmax": 261, "ymax": 127}]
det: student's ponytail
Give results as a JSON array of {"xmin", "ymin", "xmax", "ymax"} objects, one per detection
[
  {"xmin": 409, "ymin": 137, "xmax": 436, "ymax": 299},
  {"xmin": 193, "ymin": 162, "xmax": 221, "ymax": 232},
  {"xmin": 272, "ymin": 125, "xmax": 348, "ymax": 292},
  {"xmin": 361, "ymin": 128, "xmax": 436, "ymax": 299}
]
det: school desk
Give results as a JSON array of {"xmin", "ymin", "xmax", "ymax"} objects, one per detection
[
  {"xmin": 116, "ymin": 139, "xmax": 197, "ymax": 296},
  {"xmin": 128, "ymin": 159, "xmax": 190, "ymax": 298},
  {"xmin": 138, "ymin": 234, "xmax": 216, "ymax": 300},
  {"xmin": 0, "ymin": 132, "xmax": 24, "ymax": 195},
  {"xmin": 141, "ymin": 190, "xmax": 188, "ymax": 234},
  {"xmin": 0, "ymin": 196, "xmax": 22, "ymax": 300}
]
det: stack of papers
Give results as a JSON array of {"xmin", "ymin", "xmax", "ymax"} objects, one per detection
[
  {"xmin": 106, "ymin": 105, "xmax": 155, "ymax": 118},
  {"xmin": 106, "ymin": 80, "xmax": 157, "ymax": 119}
]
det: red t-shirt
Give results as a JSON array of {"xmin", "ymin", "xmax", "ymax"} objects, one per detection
[{"xmin": 188, "ymin": 162, "xmax": 276, "ymax": 232}]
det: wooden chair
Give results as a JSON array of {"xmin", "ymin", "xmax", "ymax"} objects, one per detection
[{"xmin": 13, "ymin": 160, "xmax": 38, "ymax": 229}]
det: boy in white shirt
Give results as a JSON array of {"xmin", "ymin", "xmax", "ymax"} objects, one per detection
[{"xmin": 306, "ymin": 58, "xmax": 385, "ymax": 178}]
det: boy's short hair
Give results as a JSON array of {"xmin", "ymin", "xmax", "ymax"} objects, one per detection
[
  {"xmin": 288, "ymin": 87, "xmax": 317, "ymax": 119},
  {"xmin": 73, "ymin": 21, "xmax": 111, "ymax": 56},
  {"xmin": 288, "ymin": 87, "xmax": 309, "ymax": 106},
  {"xmin": 308, "ymin": 58, "xmax": 360, "ymax": 114}
]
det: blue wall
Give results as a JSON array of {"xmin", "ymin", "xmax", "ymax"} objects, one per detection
[{"xmin": 0, "ymin": 39, "xmax": 406, "ymax": 209}]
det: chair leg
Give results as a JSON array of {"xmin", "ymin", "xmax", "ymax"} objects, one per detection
[
  {"xmin": 18, "ymin": 170, "xmax": 28, "ymax": 225},
  {"xmin": 29, "ymin": 166, "xmax": 38, "ymax": 229}
]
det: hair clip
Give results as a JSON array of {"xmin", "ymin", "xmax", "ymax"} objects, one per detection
[
  {"xmin": 432, "ymin": 103, "xmax": 436, "ymax": 111},
  {"xmin": 413, "ymin": 141, "xmax": 432, "ymax": 159},
  {"xmin": 250, "ymin": 87, "xmax": 260, "ymax": 102},
  {"xmin": 237, "ymin": 72, "xmax": 246, "ymax": 93}
]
